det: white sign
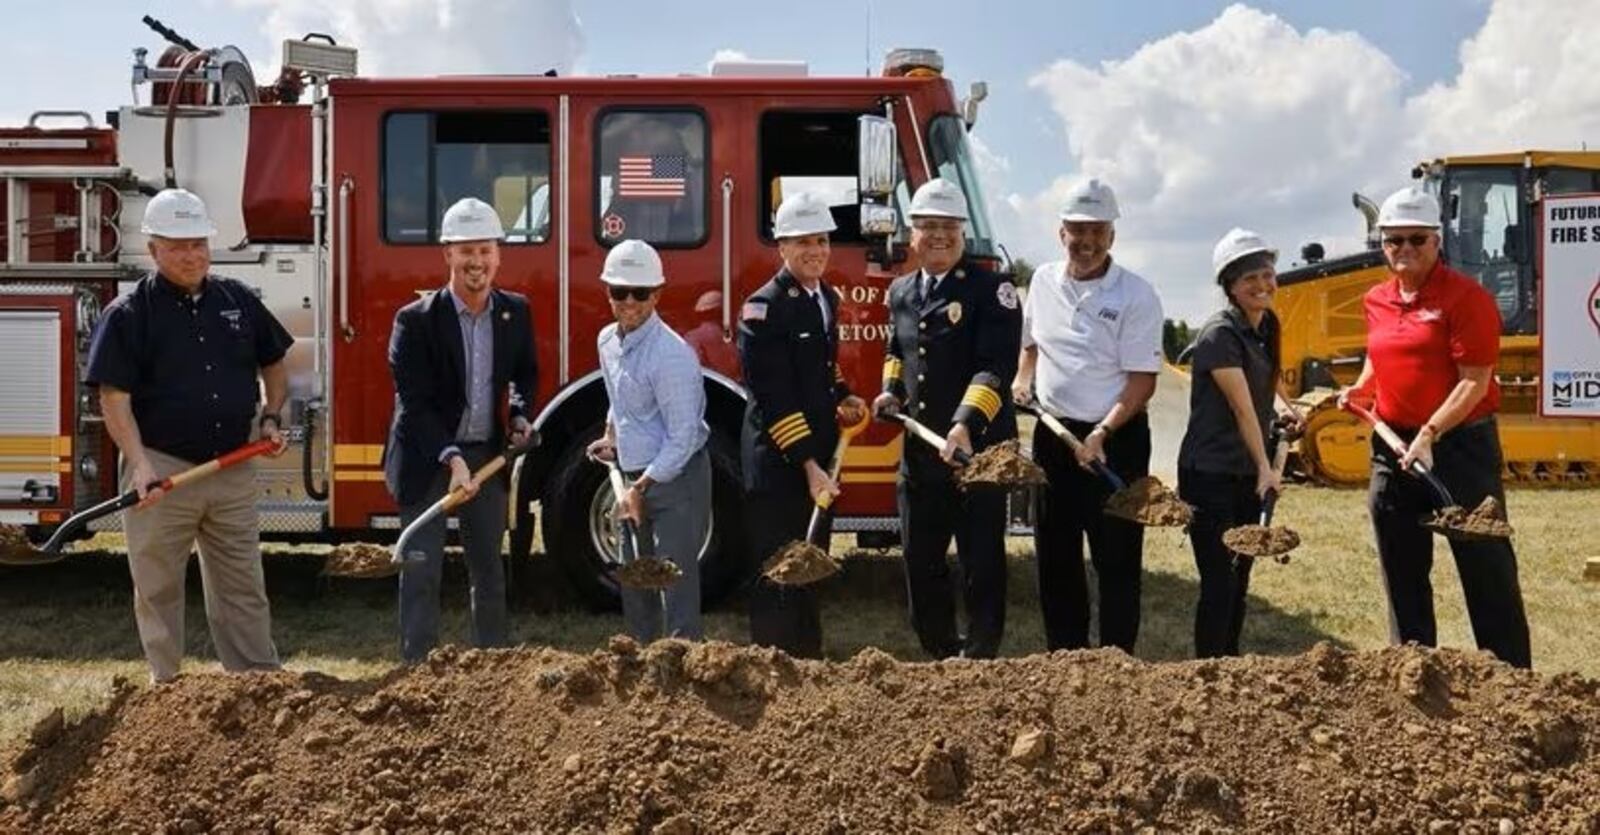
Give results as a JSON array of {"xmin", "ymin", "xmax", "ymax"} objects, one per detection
[{"xmin": 1540, "ymin": 193, "xmax": 1600, "ymax": 417}]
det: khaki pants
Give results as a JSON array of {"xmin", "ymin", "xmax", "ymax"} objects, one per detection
[{"xmin": 122, "ymin": 447, "xmax": 280, "ymax": 682}]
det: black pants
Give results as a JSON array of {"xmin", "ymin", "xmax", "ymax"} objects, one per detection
[
  {"xmin": 898, "ymin": 447, "xmax": 1008, "ymax": 659},
  {"xmin": 1033, "ymin": 412, "xmax": 1150, "ymax": 652},
  {"xmin": 744, "ymin": 472, "xmax": 825, "ymax": 659},
  {"xmin": 1178, "ymin": 467, "xmax": 1260, "ymax": 658},
  {"xmin": 1369, "ymin": 417, "xmax": 1531, "ymax": 669}
]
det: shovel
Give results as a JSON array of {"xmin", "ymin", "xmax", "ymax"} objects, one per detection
[
  {"xmin": 1222, "ymin": 425, "xmax": 1301, "ymax": 562},
  {"xmin": 885, "ymin": 411, "xmax": 1044, "ymax": 491},
  {"xmin": 764, "ymin": 413, "xmax": 870, "ymax": 586},
  {"xmin": 1016, "ymin": 403, "xmax": 1188, "ymax": 527},
  {"xmin": 1343, "ymin": 401, "xmax": 1510, "ymax": 541},
  {"xmin": 600, "ymin": 455, "xmax": 681, "ymax": 591},
  {"xmin": 0, "ymin": 438, "xmax": 278, "ymax": 567},
  {"xmin": 389, "ymin": 435, "xmax": 539, "ymax": 569}
]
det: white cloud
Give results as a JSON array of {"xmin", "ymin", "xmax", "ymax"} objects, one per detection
[
  {"xmin": 1407, "ymin": 0, "xmax": 1600, "ymax": 155},
  {"xmin": 1001, "ymin": 0, "xmax": 1600, "ymax": 322},
  {"xmin": 231, "ymin": 0, "xmax": 585, "ymax": 78}
]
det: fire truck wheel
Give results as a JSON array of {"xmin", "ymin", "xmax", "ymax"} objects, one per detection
[{"xmin": 539, "ymin": 425, "xmax": 747, "ymax": 612}]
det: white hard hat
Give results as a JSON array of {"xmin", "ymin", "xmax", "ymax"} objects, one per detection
[
  {"xmin": 1059, "ymin": 178, "xmax": 1120, "ymax": 222},
  {"xmin": 439, "ymin": 197, "xmax": 506, "ymax": 243},
  {"xmin": 1212, "ymin": 228, "xmax": 1277, "ymax": 280},
  {"xmin": 908, "ymin": 178, "xmax": 969, "ymax": 220},
  {"xmin": 141, "ymin": 188, "xmax": 217, "ymax": 239},
  {"xmin": 600, "ymin": 239, "xmax": 665, "ymax": 288},
  {"xmin": 772, "ymin": 191, "xmax": 838, "ymax": 238},
  {"xmin": 1377, "ymin": 186, "xmax": 1442, "ymax": 229}
]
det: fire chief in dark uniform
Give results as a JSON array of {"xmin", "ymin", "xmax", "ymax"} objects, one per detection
[
  {"xmin": 737, "ymin": 192, "xmax": 867, "ymax": 658},
  {"xmin": 872, "ymin": 178, "xmax": 1022, "ymax": 659}
]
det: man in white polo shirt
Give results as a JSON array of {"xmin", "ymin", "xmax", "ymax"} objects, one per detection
[{"xmin": 1012, "ymin": 177, "xmax": 1165, "ymax": 653}]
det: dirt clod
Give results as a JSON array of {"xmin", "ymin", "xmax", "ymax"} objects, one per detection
[
  {"xmin": 1425, "ymin": 496, "xmax": 1513, "ymax": 541},
  {"xmin": 762, "ymin": 542, "xmax": 839, "ymax": 586},
  {"xmin": 27, "ymin": 710, "xmax": 63, "ymax": 749},
  {"xmin": 1104, "ymin": 476, "xmax": 1194, "ymax": 526},
  {"xmin": 956, "ymin": 440, "xmax": 1047, "ymax": 491},
  {"xmin": 321, "ymin": 542, "xmax": 399, "ymax": 579},
  {"xmin": 0, "ymin": 524, "xmax": 41, "ymax": 565},
  {"xmin": 615, "ymin": 557, "xmax": 683, "ymax": 590},
  {"xmin": 5, "ymin": 643, "xmax": 1600, "ymax": 832},
  {"xmin": 1222, "ymin": 524, "xmax": 1302, "ymax": 560}
]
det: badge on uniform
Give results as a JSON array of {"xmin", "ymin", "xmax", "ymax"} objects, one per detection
[
  {"xmin": 996, "ymin": 281, "xmax": 1019, "ymax": 310},
  {"xmin": 947, "ymin": 301, "xmax": 963, "ymax": 324},
  {"xmin": 954, "ymin": 269, "xmax": 966, "ymax": 280},
  {"xmin": 501, "ymin": 311, "xmax": 511, "ymax": 321},
  {"xmin": 788, "ymin": 288, "xmax": 800, "ymax": 297}
]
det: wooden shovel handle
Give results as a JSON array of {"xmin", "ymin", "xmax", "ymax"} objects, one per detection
[
  {"xmin": 439, "ymin": 453, "xmax": 510, "ymax": 512},
  {"xmin": 164, "ymin": 438, "xmax": 278, "ymax": 490}
]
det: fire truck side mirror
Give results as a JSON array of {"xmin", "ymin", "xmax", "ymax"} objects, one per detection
[
  {"xmin": 857, "ymin": 115, "xmax": 898, "ymax": 200},
  {"xmin": 860, "ymin": 204, "xmax": 898, "ymax": 238}
]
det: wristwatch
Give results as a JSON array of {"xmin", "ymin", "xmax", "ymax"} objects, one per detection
[{"xmin": 1093, "ymin": 422, "xmax": 1115, "ymax": 438}]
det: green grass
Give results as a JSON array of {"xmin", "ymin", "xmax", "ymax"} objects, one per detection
[{"xmin": 2, "ymin": 487, "xmax": 1597, "ymax": 751}]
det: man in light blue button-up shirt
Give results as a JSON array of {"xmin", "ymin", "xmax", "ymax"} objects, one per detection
[{"xmin": 589, "ymin": 240, "xmax": 710, "ymax": 641}]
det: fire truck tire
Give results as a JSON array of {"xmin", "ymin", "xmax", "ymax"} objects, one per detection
[{"xmin": 539, "ymin": 424, "xmax": 748, "ymax": 612}]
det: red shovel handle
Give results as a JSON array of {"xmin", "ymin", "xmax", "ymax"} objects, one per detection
[
  {"xmin": 1342, "ymin": 401, "xmax": 1407, "ymax": 457},
  {"xmin": 166, "ymin": 438, "xmax": 278, "ymax": 490}
]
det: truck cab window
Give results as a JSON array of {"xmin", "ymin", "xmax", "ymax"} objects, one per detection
[
  {"xmin": 759, "ymin": 111, "xmax": 867, "ymax": 243},
  {"xmin": 382, "ymin": 110, "xmax": 552, "ymax": 244},
  {"xmin": 596, "ymin": 110, "xmax": 707, "ymax": 247},
  {"xmin": 928, "ymin": 115, "xmax": 999, "ymax": 259},
  {"xmin": 1442, "ymin": 166, "xmax": 1531, "ymax": 334}
]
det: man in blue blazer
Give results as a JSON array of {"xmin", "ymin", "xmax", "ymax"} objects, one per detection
[{"xmin": 382, "ymin": 197, "xmax": 538, "ymax": 662}]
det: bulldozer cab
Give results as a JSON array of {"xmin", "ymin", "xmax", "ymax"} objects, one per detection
[{"xmin": 1428, "ymin": 153, "xmax": 1600, "ymax": 337}]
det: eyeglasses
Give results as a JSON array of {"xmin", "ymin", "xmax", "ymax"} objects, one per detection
[
  {"xmin": 607, "ymin": 286, "xmax": 655, "ymax": 302},
  {"xmin": 912, "ymin": 220, "xmax": 964, "ymax": 234},
  {"xmin": 1382, "ymin": 233, "xmax": 1433, "ymax": 249}
]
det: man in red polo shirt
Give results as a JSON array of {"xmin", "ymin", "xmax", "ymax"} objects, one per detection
[{"xmin": 1339, "ymin": 186, "xmax": 1530, "ymax": 668}]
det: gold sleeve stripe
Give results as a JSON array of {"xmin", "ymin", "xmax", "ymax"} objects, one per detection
[
  {"xmin": 961, "ymin": 385, "xmax": 1002, "ymax": 421},
  {"xmin": 882, "ymin": 357, "xmax": 904, "ymax": 381},
  {"xmin": 774, "ymin": 425, "xmax": 812, "ymax": 449},
  {"xmin": 770, "ymin": 412, "xmax": 807, "ymax": 436}
]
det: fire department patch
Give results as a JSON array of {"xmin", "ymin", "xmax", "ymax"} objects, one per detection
[
  {"xmin": 946, "ymin": 301, "xmax": 963, "ymax": 324},
  {"xmin": 742, "ymin": 301, "xmax": 768, "ymax": 321},
  {"xmin": 788, "ymin": 288, "xmax": 800, "ymax": 297},
  {"xmin": 996, "ymin": 281, "xmax": 1019, "ymax": 310},
  {"xmin": 602, "ymin": 213, "xmax": 626, "ymax": 238}
]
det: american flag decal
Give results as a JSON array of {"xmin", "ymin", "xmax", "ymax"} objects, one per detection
[{"xmin": 618, "ymin": 155, "xmax": 687, "ymax": 198}]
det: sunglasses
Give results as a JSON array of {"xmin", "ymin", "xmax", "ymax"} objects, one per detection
[
  {"xmin": 1382, "ymin": 233, "xmax": 1432, "ymax": 249},
  {"xmin": 607, "ymin": 286, "xmax": 655, "ymax": 302}
]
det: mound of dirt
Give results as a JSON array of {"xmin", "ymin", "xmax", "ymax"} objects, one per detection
[
  {"xmin": 321, "ymin": 543, "xmax": 399, "ymax": 579},
  {"xmin": 762, "ymin": 542, "xmax": 839, "ymax": 586},
  {"xmin": 616, "ymin": 557, "xmax": 683, "ymax": 590},
  {"xmin": 956, "ymin": 440, "xmax": 1047, "ymax": 491},
  {"xmin": 5, "ymin": 642, "xmax": 1599, "ymax": 832},
  {"xmin": 0, "ymin": 524, "xmax": 37, "ymax": 564},
  {"xmin": 1426, "ymin": 496, "xmax": 1514, "ymax": 541},
  {"xmin": 1105, "ymin": 476, "xmax": 1194, "ymax": 527},
  {"xmin": 1223, "ymin": 524, "xmax": 1302, "ymax": 562}
]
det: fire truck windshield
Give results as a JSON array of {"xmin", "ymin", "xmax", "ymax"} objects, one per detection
[{"xmin": 928, "ymin": 115, "xmax": 998, "ymax": 258}]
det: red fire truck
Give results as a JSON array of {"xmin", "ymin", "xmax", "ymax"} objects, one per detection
[{"xmin": 0, "ymin": 23, "xmax": 1007, "ymax": 607}]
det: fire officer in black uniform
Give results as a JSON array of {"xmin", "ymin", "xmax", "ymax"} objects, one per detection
[
  {"xmin": 738, "ymin": 192, "xmax": 867, "ymax": 657},
  {"xmin": 872, "ymin": 178, "xmax": 1022, "ymax": 659}
]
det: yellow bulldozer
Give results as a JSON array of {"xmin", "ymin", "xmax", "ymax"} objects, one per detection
[{"xmin": 1275, "ymin": 150, "xmax": 1600, "ymax": 485}]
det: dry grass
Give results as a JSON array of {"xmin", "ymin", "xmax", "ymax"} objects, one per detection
[{"xmin": 2, "ymin": 487, "xmax": 1597, "ymax": 750}]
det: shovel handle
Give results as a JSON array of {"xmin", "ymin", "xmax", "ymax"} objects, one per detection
[
  {"xmin": 888, "ymin": 413, "xmax": 972, "ymax": 466},
  {"xmin": 1022, "ymin": 404, "xmax": 1125, "ymax": 491},
  {"xmin": 1343, "ymin": 401, "xmax": 1456, "ymax": 506},
  {"xmin": 600, "ymin": 458, "xmax": 644, "ymax": 562}
]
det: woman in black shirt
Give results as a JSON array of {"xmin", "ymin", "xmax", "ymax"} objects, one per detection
[{"xmin": 1176, "ymin": 228, "xmax": 1303, "ymax": 657}]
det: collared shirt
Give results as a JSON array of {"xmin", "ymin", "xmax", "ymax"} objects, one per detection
[
  {"xmin": 1022, "ymin": 258, "xmax": 1165, "ymax": 422},
  {"xmin": 599, "ymin": 312, "xmax": 710, "ymax": 483},
  {"xmin": 806, "ymin": 287, "xmax": 831, "ymax": 330},
  {"xmin": 85, "ymin": 272, "xmax": 292, "ymax": 463},
  {"xmin": 1179, "ymin": 307, "xmax": 1281, "ymax": 475},
  {"xmin": 447, "ymin": 288, "xmax": 495, "ymax": 443},
  {"xmin": 918, "ymin": 268, "xmax": 950, "ymax": 305},
  {"xmin": 1365, "ymin": 261, "xmax": 1501, "ymax": 429}
]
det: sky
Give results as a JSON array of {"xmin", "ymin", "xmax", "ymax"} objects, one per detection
[{"xmin": 7, "ymin": 0, "xmax": 1600, "ymax": 321}]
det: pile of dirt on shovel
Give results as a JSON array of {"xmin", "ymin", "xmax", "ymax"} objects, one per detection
[
  {"xmin": 762, "ymin": 542, "xmax": 840, "ymax": 586},
  {"xmin": 1105, "ymin": 476, "xmax": 1194, "ymax": 526},
  {"xmin": 5, "ymin": 642, "xmax": 1600, "ymax": 833},
  {"xmin": 1223, "ymin": 524, "xmax": 1303, "ymax": 561},
  {"xmin": 616, "ymin": 557, "xmax": 684, "ymax": 590},
  {"xmin": 1427, "ymin": 496, "xmax": 1515, "ymax": 540},
  {"xmin": 956, "ymin": 440, "xmax": 1047, "ymax": 491}
]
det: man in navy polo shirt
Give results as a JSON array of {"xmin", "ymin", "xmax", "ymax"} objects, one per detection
[{"xmin": 85, "ymin": 188, "xmax": 293, "ymax": 683}]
